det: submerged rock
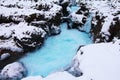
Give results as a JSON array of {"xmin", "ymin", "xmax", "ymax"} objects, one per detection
[{"xmin": 1, "ymin": 62, "xmax": 26, "ymax": 80}]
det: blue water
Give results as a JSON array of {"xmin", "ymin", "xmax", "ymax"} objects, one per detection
[
  {"xmin": 19, "ymin": 23, "xmax": 92, "ymax": 77},
  {"xmin": 19, "ymin": 6, "xmax": 92, "ymax": 77},
  {"xmin": 70, "ymin": 6, "xmax": 80, "ymax": 13}
]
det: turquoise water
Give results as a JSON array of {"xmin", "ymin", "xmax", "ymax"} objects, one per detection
[
  {"xmin": 19, "ymin": 6, "xmax": 92, "ymax": 77},
  {"xmin": 19, "ymin": 23, "xmax": 92, "ymax": 77},
  {"xmin": 70, "ymin": 6, "xmax": 80, "ymax": 13}
]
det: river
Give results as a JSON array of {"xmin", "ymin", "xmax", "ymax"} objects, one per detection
[{"xmin": 19, "ymin": 6, "xmax": 92, "ymax": 77}]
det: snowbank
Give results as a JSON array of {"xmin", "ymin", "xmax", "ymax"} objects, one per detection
[{"xmin": 75, "ymin": 42, "xmax": 120, "ymax": 80}]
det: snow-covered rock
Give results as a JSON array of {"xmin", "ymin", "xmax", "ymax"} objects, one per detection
[
  {"xmin": 1, "ymin": 62, "xmax": 26, "ymax": 80},
  {"xmin": 50, "ymin": 24, "xmax": 61, "ymax": 35},
  {"xmin": 69, "ymin": 3, "xmax": 90, "ymax": 30},
  {"xmin": 89, "ymin": 1, "xmax": 120, "ymax": 43},
  {"xmin": 0, "ymin": 22, "xmax": 47, "ymax": 52},
  {"xmin": 0, "ymin": 0, "xmax": 63, "ymax": 64}
]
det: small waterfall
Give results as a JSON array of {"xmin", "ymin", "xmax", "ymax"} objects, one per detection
[{"xmin": 70, "ymin": 0, "xmax": 76, "ymax": 6}]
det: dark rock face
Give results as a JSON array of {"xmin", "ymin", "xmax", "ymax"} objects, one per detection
[
  {"xmin": 60, "ymin": 0, "xmax": 70, "ymax": 16},
  {"xmin": 90, "ymin": 12, "xmax": 106, "ymax": 42},
  {"xmin": 109, "ymin": 17, "xmax": 120, "ymax": 40},
  {"xmin": 91, "ymin": 11, "xmax": 120, "ymax": 43}
]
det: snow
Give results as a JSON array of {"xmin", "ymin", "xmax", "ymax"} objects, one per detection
[
  {"xmin": 0, "ymin": 22, "xmax": 46, "ymax": 52},
  {"xmin": 70, "ymin": 12, "xmax": 84, "ymax": 23},
  {"xmin": 44, "ymin": 4, "xmax": 62, "ymax": 19},
  {"xmin": 12, "ymin": 22, "xmax": 46, "ymax": 40},
  {"xmin": 0, "ymin": 6, "xmax": 41, "ymax": 16},
  {"xmin": 22, "ymin": 76, "xmax": 43, "ymax": 80},
  {"xmin": 0, "ymin": 0, "xmax": 62, "ymax": 22},
  {"xmin": 89, "ymin": 1, "xmax": 120, "ymax": 31},
  {"xmin": 76, "ymin": 42, "xmax": 120, "ymax": 80},
  {"xmin": 0, "ymin": 39, "xmax": 23, "ymax": 52},
  {"xmin": 1, "ymin": 62, "xmax": 26, "ymax": 80},
  {"xmin": 0, "ymin": 53, "xmax": 10, "ymax": 60},
  {"xmin": 43, "ymin": 71, "xmax": 76, "ymax": 80},
  {"xmin": 19, "ymin": 22, "xmax": 92, "ymax": 77},
  {"xmin": 22, "ymin": 42, "xmax": 120, "ymax": 80},
  {"xmin": 0, "ymin": 0, "xmax": 120, "ymax": 80},
  {"xmin": 22, "ymin": 71, "xmax": 77, "ymax": 80}
]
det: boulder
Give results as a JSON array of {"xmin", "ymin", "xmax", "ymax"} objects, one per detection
[{"xmin": 1, "ymin": 62, "xmax": 27, "ymax": 80}]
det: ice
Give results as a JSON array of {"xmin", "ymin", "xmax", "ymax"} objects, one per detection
[{"xmin": 19, "ymin": 22, "xmax": 92, "ymax": 77}]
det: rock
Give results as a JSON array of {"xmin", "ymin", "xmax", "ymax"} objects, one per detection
[
  {"xmin": 50, "ymin": 24, "xmax": 61, "ymax": 35},
  {"xmin": 0, "ymin": 0, "xmax": 63, "ymax": 65},
  {"xmin": 1, "ymin": 62, "xmax": 27, "ymax": 80},
  {"xmin": 65, "ymin": 58, "xmax": 83, "ymax": 77},
  {"xmin": 0, "ymin": 53, "xmax": 10, "ymax": 61},
  {"xmin": 60, "ymin": 0, "xmax": 70, "ymax": 16},
  {"xmin": 69, "ymin": 3, "xmax": 89, "ymax": 30},
  {"xmin": 90, "ymin": 1, "xmax": 120, "ymax": 43}
]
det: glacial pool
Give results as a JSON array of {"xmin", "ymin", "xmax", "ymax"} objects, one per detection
[{"xmin": 19, "ymin": 22, "xmax": 92, "ymax": 77}]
